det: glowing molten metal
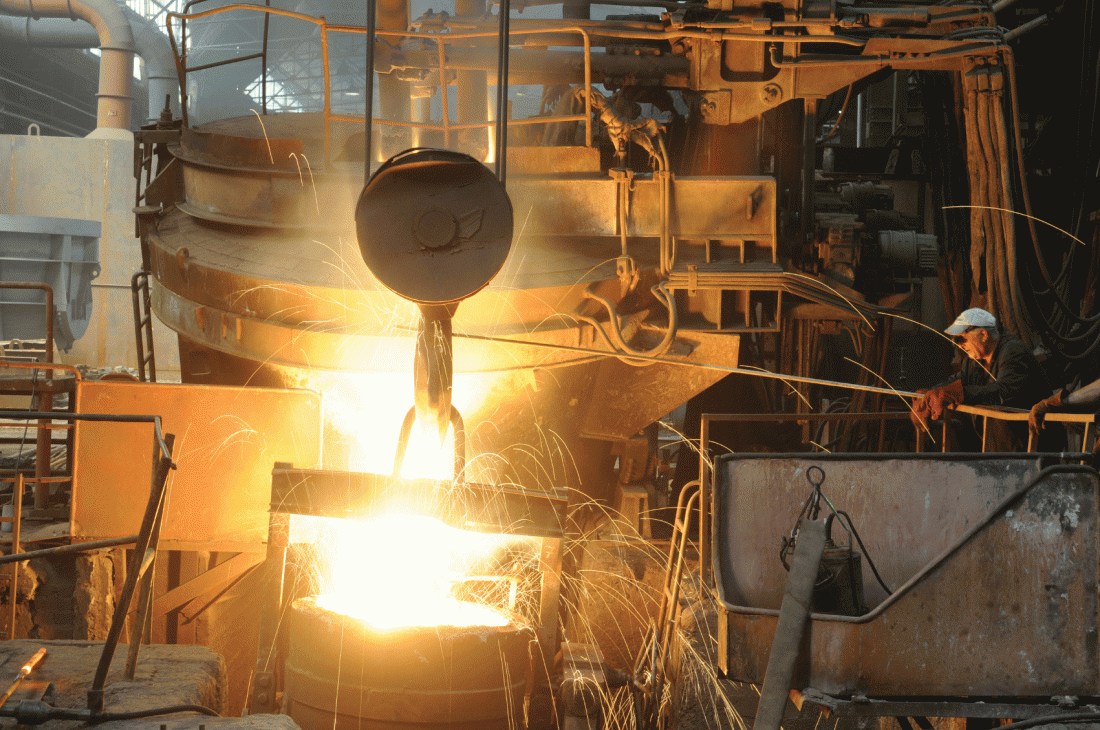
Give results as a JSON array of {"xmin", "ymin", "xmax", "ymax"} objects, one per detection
[{"xmin": 317, "ymin": 513, "xmax": 513, "ymax": 628}]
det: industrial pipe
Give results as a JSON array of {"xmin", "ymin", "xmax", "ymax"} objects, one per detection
[
  {"xmin": 1003, "ymin": 14, "xmax": 1048, "ymax": 42},
  {"xmin": 0, "ymin": 535, "xmax": 137, "ymax": 566},
  {"xmin": 0, "ymin": 7, "xmax": 176, "ymax": 123},
  {"xmin": 0, "ymin": 0, "xmax": 135, "ymax": 133}
]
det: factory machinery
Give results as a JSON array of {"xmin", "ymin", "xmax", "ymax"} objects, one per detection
[{"xmin": 96, "ymin": 0, "xmax": 1100, "ymax": 728}]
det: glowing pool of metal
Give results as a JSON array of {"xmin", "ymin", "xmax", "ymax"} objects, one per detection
[{"xmin": 316, "ymin": 591, "xmax": 510, "ymax": 628}]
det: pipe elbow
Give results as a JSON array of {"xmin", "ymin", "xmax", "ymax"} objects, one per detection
[{"xmin": 71, "ymin": 0, "xmax": 135, "ymax": 52}]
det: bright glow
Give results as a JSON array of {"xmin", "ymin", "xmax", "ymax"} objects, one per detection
[
  {"xmin": 305, "ymin": 370, "xmax": 482, "ymax": 477},
  {"xmin": 400, "ymin": 425, "xmax": 456, "ymax": 480},
  {"xmin": 317, "ymin": 513, "xmax": 514, "ymax": 629}
]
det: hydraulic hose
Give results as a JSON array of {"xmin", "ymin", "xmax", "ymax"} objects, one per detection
[
  {"xmin": 579, "ymin": 281, "xmax": 678, "ymax": 364},
  {"xmin": 996, "ymin": 714, "xmax": 1100, "ymax": 730},
  {"xmin": 0, "ymin": 700, "xmax": 219, "ymax": 726}
]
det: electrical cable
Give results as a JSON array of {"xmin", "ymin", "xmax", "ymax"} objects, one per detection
[
  {"xmin": 994, "ymin": 44, "xmax": 1100, "ymax": 362},
  {"xmin": 819, "ymin": 84, "xmax": 852, "ymax": 143},
  {"xmin": 994, "ymin": 714, "xmax": 1100, "ymax": 730},
  {"xmin": 577, "ymin": 281, "xmax": 678, "ymax": 364},
  {"xmin": 0, "ymin": 701, "xmax": 220, "ymax": 725},
  {"xmin": 88, "ymin": 704, "xmax": 221, "ymax": 722},
  {"xmin": 1006, "ymin": 38, "xmax": 1100, "ymax": 341}
]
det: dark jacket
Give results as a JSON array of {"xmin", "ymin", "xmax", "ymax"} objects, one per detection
[{"xmin": 953, "ymin": 333, "xmax": 1050, "ymax": 409}]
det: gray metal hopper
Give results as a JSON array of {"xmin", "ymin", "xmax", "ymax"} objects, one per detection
[{"xmin": 0, "ymin": 213, "xmax": 101, "ymax": 353}]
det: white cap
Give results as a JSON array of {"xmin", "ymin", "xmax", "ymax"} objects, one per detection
[{"xmin": 945, "ymin": 307, "xmax": 997, "ymax": 336}]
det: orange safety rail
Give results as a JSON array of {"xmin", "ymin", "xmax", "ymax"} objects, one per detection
[{"xmin": 165, "ymin": 5, "xmax": 594, "ymax": 163}]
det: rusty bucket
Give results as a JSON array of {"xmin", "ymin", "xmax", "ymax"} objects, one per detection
[{"xmin": 284, "ymin": 596, "xmax": 534, "ymax": 730}]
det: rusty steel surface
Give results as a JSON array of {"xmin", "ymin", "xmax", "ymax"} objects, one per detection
[
  {"xmin": 579, "ymin": 330, "xmax": 739, "ymax": 440},
  {"xmin": 714, "ymin": 455, "xmax": 1100, "ymax": 697},
  {"xmin": 508, "ymin": 146, "xmax": 601, "ymax": 175},
  {"xmin": 71, "ymin": 380, "xmax": 322, "ymax": 547},
  {"xmin": 506, "ymin": 176, "xmax": 776, "ymax": 243},
  {"xmin": 794, "ymin": 690, "xmax": 1100, "ymax": 721},
  {"xmin": 284, "ymin": 597, "xmax": 533, "ymax": 730},
  {"xmin": 145, "ymin": 207, "xmax": 640, "ymax": 371},
  {"xmin": 142, "ymin": 200, "xmax": 742, "ymax": 493},
  {"xmin": 270, "ymin": 464, "xmax": 567, "ymax": 538}
]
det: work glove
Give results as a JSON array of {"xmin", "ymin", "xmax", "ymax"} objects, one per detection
[
  {"xmin": 1029, "ymin": 389, "xmax": 1065, "ymax": 440},
  {"xmin": 909, "ymin": 390, "xmax": 932, "ymax": 431},
  {"xmin": 925, "ymin": 379, "xmax": 965, "ymax": 420}
]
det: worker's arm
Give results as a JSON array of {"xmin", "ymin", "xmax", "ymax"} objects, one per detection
[
  {"xmin": 1064, "ymin": 377, "xmax": 1100, "ymax": 408},
  {"xmin": 1029, "ymin": 377, "xmax": 1100, "ymax": 437}
]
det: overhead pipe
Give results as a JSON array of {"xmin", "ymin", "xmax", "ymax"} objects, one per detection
[
  {"xmin": 1003, "ymin": 14, "xmax": 1048, "ymax": 42},
  {"xmin": 0, "ymin": 6, "xmax": 176, "ymax": 125},
  {"xmin": 0, "ymin": 0, "xmax": 135, "ymax": 134}
]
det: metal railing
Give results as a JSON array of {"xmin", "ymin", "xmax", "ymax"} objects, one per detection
[
  {"xmin": 0, "ymin": 357, "xmax": 79, "ymax": 511},
  {"xmin": 165, "ymin": 5, "xmax": 594, "ymax": 165},
  {"xmin": 926, "ymin": 403, "xmax": 1096, "ymax": 454}
]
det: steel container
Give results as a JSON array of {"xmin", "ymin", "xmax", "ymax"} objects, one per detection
[{"xmin": 284, "ymin": 596, "xmax": 534, "ymax": 730}]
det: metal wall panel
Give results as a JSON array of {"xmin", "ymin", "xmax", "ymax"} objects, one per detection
[
  {"xmin": 71, "ymin": 379, "xmax": 322, "ymax": 547},
  {"xmin": 715, "ymin": 455, "xmax": 1100, "ymax": 697}
]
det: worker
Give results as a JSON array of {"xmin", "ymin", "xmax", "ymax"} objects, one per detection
[
  {"xmin": 910, "ymin": 307, "xmax": 1052, "ymax": 452},
  {"xmin": 1029, "ymin": 377, "xmax": 1100, "ymax": 458}
]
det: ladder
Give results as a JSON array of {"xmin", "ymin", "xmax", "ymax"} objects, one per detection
[{"xmin": 131, "ymin": 272, "xmax": 157, "ymax": 382}]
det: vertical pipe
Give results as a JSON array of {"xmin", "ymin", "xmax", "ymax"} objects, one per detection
[
  {"xmin": 891, "ymin": 72, "xmax": 899, "ymax": 138},
  {"xmin": 494, "ymin": 0, "xmax": 510, "ymax": 182},
  {"xmin": 377, "ymin": 0, "xmax": 411, "ymax": 161},
  {"xmin": 486, "ymin": 85, "xmax": 497, "ymax": 165},
  {"xmin": 582, "ymin": 30, "xmax": 591, "ymax": 147},
  {"xmin": 262, "ymin": 0, "xmax": 270, "ymax": 114},
  {"xmin": 364, "ymin": 0, "xmax": 377, "ymax": 180},
  {"xmin": 699, "ymin": 414, "xmax": 711, "ymax": 588},
  {"xmin": 855, "ymin": 92, "xmax": 863, "ymax": 148},
  {"xmin": 8, "ymin": 475, "xmax": 22, "ymax": 639},
  {"xmin": 438, "ymin": 39, "xmax": 450, "ymax": 149},
  {"xmin": 801, "ymin": 98, "xmax": 817, "ymax": 264},
  {"xmin": 321, "ymin": 19, "xmax": 331, "ymax": 165},
  {"xmin": 455, "ymin": 0, "xmax": 486, "ymax": 157}
]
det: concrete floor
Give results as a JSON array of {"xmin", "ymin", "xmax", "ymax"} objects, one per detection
[
  {"xmin": 0, "ymin": 640, "xmax": 311, "ymax": 730},
  {"xmin": 0, "ymin": 639, "xmax": 229, "ymax": 728}
]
